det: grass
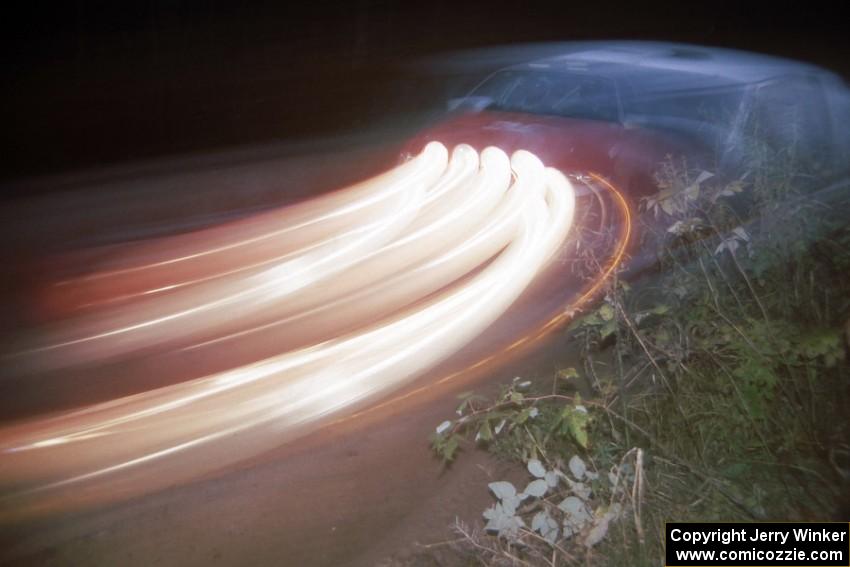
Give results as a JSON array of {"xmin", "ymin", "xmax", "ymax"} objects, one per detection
[{"xmin": 425, "ymin": 139, "xmax": 850, "ymax": 565}]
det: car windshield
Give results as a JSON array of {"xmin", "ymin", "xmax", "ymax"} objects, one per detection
[
  {"xmin": 625, "ymin": 85, "xmax": 748, "ymax": 131},
  {"xmin": 620, "ymin": 84, "xmax": 750, "ymax": 149},
  {"xmin": 471, "ymin": 70, "xmax": 622, "ymax": 122}
]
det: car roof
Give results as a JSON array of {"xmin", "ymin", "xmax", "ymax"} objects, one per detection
[{"xmin": 504, "ymin": 41, "xmax": 835, "ymax": 94}]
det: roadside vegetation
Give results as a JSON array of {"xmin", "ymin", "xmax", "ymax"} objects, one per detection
[{"xmin": 421, "ymin": 135, "xmax": 850, "ymax": 565}]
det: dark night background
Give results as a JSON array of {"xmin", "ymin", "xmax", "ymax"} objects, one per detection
[
  {"xmin": 0, "ymin": 5, "xmax": 848, "ymax": 563},
  {"xmin": 2, "ymin": 0, "xmax": 848, "ymax": 185}
]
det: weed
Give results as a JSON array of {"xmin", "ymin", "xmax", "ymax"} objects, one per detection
[{"xmin": 426, "ymin": 135, "xmax": 849, "ymax": 564}]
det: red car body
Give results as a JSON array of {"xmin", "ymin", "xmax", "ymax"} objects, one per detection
[{"xmin": 404, "ymin": 108, "xmax": 707, "ymax": 202}]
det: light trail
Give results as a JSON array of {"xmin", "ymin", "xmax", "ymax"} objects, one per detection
[
  {"xmin": 339, "ymin": 172, "xmax": 633, "ymax": 424},
  {"xmin": 0, "ymin": 142, "xmax": 628, "ymax": 521}
]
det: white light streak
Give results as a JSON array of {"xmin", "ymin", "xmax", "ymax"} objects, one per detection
[{"xmin": 0, "ymin": 142, "xmax": 578, "ymax": 520}]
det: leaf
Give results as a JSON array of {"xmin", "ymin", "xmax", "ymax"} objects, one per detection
[
  {"xmin": 443, "ymin": 435, "xmax": 459, "ymax": 461},
  {"xmin": 598, "ymin": 304, "xmax": 614, "ymax": 321},
  {"xmin": 560, "ymin": 496, "xmax": 592, "ymax": 530},
  {"xmin": 531, "ymin": 510, "xmax": 548, "ymax": 532},
  {"xmin": 635, "ymin": 303, "xmax": 670, "ymax": 327},
  {"xmin": 566, "ymin": 314, "xmax": 588, "ymax": 332},
  {"xmin": 527, "ymin": 459, "xmax": 547, "ymax": 478},
  {"xmin": 584, "ymin": 505, "xmax": 620, "ymax": 548},
  {"xmin": 484, "ymin": 504, "xmax": 511, "ymax": 533},
  {"xmin": 716, "ymin": 179, "xmax": 744, "ymax": 200},
  {"xmin": 562, "ymin": 405, "xmax": 590, "ymax": 449},
  {"xmin": 502, "ymin": 515, "xmax": 526, "ymax": 540},
  {"xmin": 545, "ymin": 470, "xmax": 560, "ymax": 488},
  {"xmin": 798, "ymin": 328, "xmax": 844, "ymax": 367},
  {"xmin": 558, "ymin": 495, "xmax": 584, "ymax": 514},
  {"xmin": 558, "ymin": 367, "xmax": 579, "ymax": 380},
  {"xmin": 523, "ymin": 479, "xmax": 549, "ymax": 498},
  {"xmin": 732, "ymin": 227, "xmax": 750, "ymax": 241},
  {"xmin": 584, "ymin": 519, "xmax": 610, "ymax": 548},
  {"xmin": 599, "ymin": 319, "xmax": 617, "ymax": 340},
  {"xmin": 486, "ymin": 509, "xmax": 526, "ymax": 540},
  {"xmin": 667, "ymin": 220, "xmax": 685, "ymax": 234},
  {"xmin": 475, "ymin": 420, "xmax": 493, "ymax": 443},
  {"xmin": 682, "ymin": 182, "xmax": 700, "ymax": 202},
  {"xmin": 494, "ymin": 419, "xmax": 507, "ymax": 435},
  {"xmin": 571, "ymin": 481, "xmax": 591, "ymax": 501},
  {"xmin": 515, "ymin": 407, "xmax": 532, "ymax": 425},
  {"xmin": 489, "ymin": 481, "xmax": 516, "ymax": 501},
  {"xmin": 502, "ymin": 495, "xmax": 520, "ymax": 515},
  {"xmin": 532, "ymin": 511, "xmax": 559, "ymax": 544},
  {"xmin": 435, "ymin": 420, "xmax": 452, "ymax": 435},
  {"xmin": 569, "ymin": 455, "xmax": 587, "ymax": 480},
  {"xmin": 455, "ymin": 400, "xmax": 468, "ymax": 416},
  {"xmin": 695, "ymin": 170, "xmax": 715, "ymax": 184},
  {"xmin": 650, "ymin": 304, "xmax": 670, "ymax": 316},
  {"xmin": 715, "ymin": 238, "xmax": 739, "ymax": 256},
  {"xmin": 723, "ymin": 462, "xmax": 751, "ymax": 479},
  {"xmin": 733, "ymin": 357, "xmax": 777, "ymax": 419}
]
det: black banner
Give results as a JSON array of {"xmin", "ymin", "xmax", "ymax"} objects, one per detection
[{"xmin": 665, "ymin": 523, "xmax": 849, "ymax": 566}]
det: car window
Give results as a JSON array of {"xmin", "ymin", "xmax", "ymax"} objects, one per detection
[
  {"xmin": 747, "ymin": 77, "xmax": 832, "ymax": 167},
  {"xmin": 471, "ymin": 70, "xmax": 621, "ymax": 123},
  {"xmin": 624, "ymin": 86, "xmax": 748, "ymax": 147}
]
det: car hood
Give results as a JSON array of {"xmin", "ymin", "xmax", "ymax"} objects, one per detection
[{"xmin": 406, "ymin": 110, "xmax": 706, "ymax": 196}]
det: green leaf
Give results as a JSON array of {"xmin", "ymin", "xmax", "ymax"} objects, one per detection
[
  {"xmin": 733, "ymin": 358, "xmax": 777, "ymax": 420},
  {"xmin": 559, "ymin": 405, "xmax": 590, "ymax": 449},
  {"xmin": 722, "ymin": 462, "xmax": 751, "ymax": 479},
  {"xmin": 456, "ymin": 399, "xmax": 469, "ymax": 416},
  {"xmin": 599, "ymin": 319, "xmax": 617, "ymax": 340},
  {"xmin": 443, "ymin": 434, "xmax": 460, "ymax": 461},
  {"xmin": 566, "ymin": 316, "xmax": 585, "ymax": 332},
  {"xmin": 477, "ymin": 420, "xmax": 493, "ymax": 443},
  {"xmin": 797, "ymin": 328, "xmax": 844, "ymax": 367},
  {"xmin": 568, "ymin": 311, "xmax": 603, "ymax": 331},
  {"xmin": 558, "ymin": 367, "xmax": 579, "ymax": 380},
  {"xmin": 515, "ymin": 408, "xmax": 532, "ymax": 425},
  {"xmin": 650, "ymin": 304, "xmax": 670, "ymax": 316}
]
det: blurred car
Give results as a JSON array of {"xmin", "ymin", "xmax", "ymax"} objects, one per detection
[{"xmin": 405, "ymin": 42, "xmax": 850, "ymax": 199}]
